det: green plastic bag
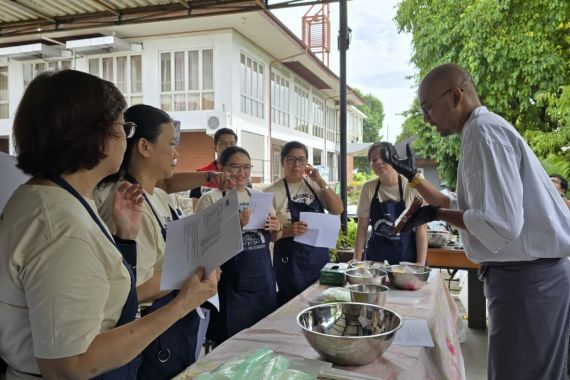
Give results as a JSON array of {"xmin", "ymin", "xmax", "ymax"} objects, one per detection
[{"xmin": 194, "ymin": 349, "xmax": 315, "ymax": 380}]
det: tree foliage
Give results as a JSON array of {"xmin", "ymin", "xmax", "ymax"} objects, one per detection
[
  {"xmin": 353, "ymin": 88, "xmax": 385, "ymax": 173},
  {"xmin": 394, "ymin": 0, "xmax": 570, "ymax": 188}
]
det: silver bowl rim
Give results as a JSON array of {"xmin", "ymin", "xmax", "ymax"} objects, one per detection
[
  {"xmin": 346, "ymin": 284, "xmax": 390, "ymax": 294},
  {"xmin": 348, "ymin": 260, "xmax": 386, "ymax": 268},
  {"xmin": 345, "ymin": 267, "xmax": 388, "ymax": 277},
  {"xmin": 427, "ymin": 230, "xmax": 450, "ymax": 235},
  {"xmin": 385, "ymin": 264, "xmax": 431, "ymax": 275},
  {"xmin": 296, "ymin": 302, "xmax": 404, "ymax": 339}
]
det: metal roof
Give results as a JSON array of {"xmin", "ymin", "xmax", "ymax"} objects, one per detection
[{"xmin": 0, "ymin": 0, "xmax": 337, "ymax": 38}]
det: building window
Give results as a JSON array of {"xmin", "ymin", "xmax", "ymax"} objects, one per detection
[
  {"xmin": 271, "ymin": 71, "xmax": 289, "ymax": 127},
  {"xmin": 89, "ymin": 55, "xmax": 142, "ymax": 106},
  {"xmin": 294, "ymin": 85, "xmax": 309, "ymax": 133},
  {"xmin": 160, "ymin": 49, "xmax": 214, "ymax": 112},
  {"xmin": 326, "ymin": 105, "xmax": 336, "ymax": 142},
  {"xmin": 240, "ymin": 53, "xmax": 264, "ymax": 119},
  {"xmin": 347, "ymin": 111, "xmax": 362, "ymax": 143},
  {"xmin": 312, "ymin": 96, "xmax": 324, "ymax": 138},
  {"xmin": 23, "ymin": 60, "xmax": 72, "ymax": 89},
  {"xmin": 0, "ymin": 66, "xmax": 7, "ymax": 119}
]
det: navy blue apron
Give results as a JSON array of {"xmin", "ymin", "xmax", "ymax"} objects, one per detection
[
  {"xmin": 123, "ymin": 175, "xmax": 201, "ymax": 380},
  {"xmin": 49, "ymin": 176, "xmax": 141, "ymax": 380},
  {"xmin": 207, "ymin": 190, "xmax": 277, "ymax": 344},
  {"xmin": 364, "ymin": 176, "xmax": 417, "ymax": 264},
  {"xmin": 273, "ymin": 178, "xmax": 329, "ymax": 306}
]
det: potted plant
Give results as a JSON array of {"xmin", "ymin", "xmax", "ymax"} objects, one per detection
[{"xmin": 330, "ymin": 219, "xmax": 357, "ymax": 263}]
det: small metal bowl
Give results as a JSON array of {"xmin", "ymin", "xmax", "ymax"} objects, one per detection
[
  {"xmin": 345, "ymin": 268, "xmax": 387, "ymax": 286},
  {"xmin": 297, "ymin": 302, "xmax": 403, "ymax": 366},
  {"xmin": 347, "ymin": 284, "xmax": 389, "ymax": 306},
  {"xmin": 427, "ymin": 231, "xmax": 450, "ymax": 248},
  {"xmin": 385, "ymin": 264, "xmax": 431, "ymax": 290}
]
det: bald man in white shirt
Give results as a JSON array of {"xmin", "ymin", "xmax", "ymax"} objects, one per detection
[{"xmin": 383, "ymin": 63, "xmax": 570, "ymax": 380}]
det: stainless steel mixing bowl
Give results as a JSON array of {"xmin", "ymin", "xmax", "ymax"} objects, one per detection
[
  {"xmin": 297, "ymin": 302, "xmax": 403, "ymax": 366},
  {"xmin": 347, "ymin": 284, "xmax": 389, "ymax": 306},
  {"xmin": 345, "ymin": 268, "xmax": 387, "ymax": 286},
  {"xmin": 427, "ymin": 231, "xmax": 450, "ymax": 248},
  {"xmin": 348, "ymin": 260, "xmax": 386, "ymax": 270},
  {"xmin": 385, "ymin": 264, "xmax": 431, "ymax": 290}
]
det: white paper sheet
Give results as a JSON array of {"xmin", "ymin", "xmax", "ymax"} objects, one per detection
[
  {"xmin": 293, "ymin": 212, "xmax": 340, "ymax": 248},
  {"xmin": 161, "ymin": 190, "xmax": 243, "ymax": 290},
  {"xmin": 393, "ymin": 319, "xmax": 434, "ymax": 347},
  {"xmin": 242, "ymin": 191, "xmax": 273, "ymax": 230},
  {"xmin": 0, "ymin": 152, "xmax": 30, "ymax": 213}
]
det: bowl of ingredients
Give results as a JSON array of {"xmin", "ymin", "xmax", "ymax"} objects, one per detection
[
  {"xmin": 427, "ymin": 231, "xmax": 450, "ymax": 248},
  {"xmin": 348, "ymin": 260, "xmax": 386, "ymax": 270},
  {"xmin": 385, "ymin": 264, "xmax": 431, "ymax": 290},
  {"xmin": 345, "ymin": 268, "xmax": 387, "ymax": 286},
  {"xmin": 308, "ymin": 287, "xmax": 351, "ymax": 306}
]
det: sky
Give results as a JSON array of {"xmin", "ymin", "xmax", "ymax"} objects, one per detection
[{"xmin": 273, "ymin": 0, "xmax": 417, "ymax": 143}]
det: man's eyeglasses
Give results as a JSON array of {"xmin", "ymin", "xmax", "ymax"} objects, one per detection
[
  {"xmin": 226, "ymin": 164, "xmax": 253, "ymax": 174},
  {"xmin": 285, "ymin": 156, "xmax": 307, "ymax": 166},
  {"xmin": 420, "ymin": 88, "xmax": 456, "ymax": 118},
  {"xmin": 115, "ymin": 122, "xmax": 137, "ymax": 139}
]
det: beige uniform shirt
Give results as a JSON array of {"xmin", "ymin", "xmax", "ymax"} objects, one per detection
[
  {"xmin": 95, "ymin": 183, "xmax": 174, "ymax": 289},
  {"xmin": 356, "ymin": 176, "xmax": 421, "ymax": 219},
  {"xmin": 0, "ymin": 185, "xmax": 131, "ymax": 380},
  {"xmin": 263, "ymin": 177, "xmax": 328, "ymax": 227}
]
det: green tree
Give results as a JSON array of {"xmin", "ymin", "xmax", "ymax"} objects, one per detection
[
  {"xmin": 353, "ymin": 88, "xmax": 385, "ymax": 174},
  {"xmin": 394, "ymin": 0, "xmax": 570, "ymax": 188}
]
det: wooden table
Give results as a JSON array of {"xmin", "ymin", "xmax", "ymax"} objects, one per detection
[{"xmin": 427, "ymin": 247, "xmax": 486, "ymax": 329}]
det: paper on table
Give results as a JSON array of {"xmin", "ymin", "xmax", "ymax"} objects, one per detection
[
  {"xmin": 393, "ymin": 319, "xmax": 434, "ymax": 347},
  {"xmin": 0, "ymin": 152, "xmax": 30, "ymax": 213},
  {"xmin": 242, "ymin": 191, "xmax": 273, "ymax": 230},
  {"xmin": 293, "ymin": 212, "xmax": 340, "ymax": 248},
  {"xmin": 161, "ymin": 190, "xmax": 243, "ymax": 290}
]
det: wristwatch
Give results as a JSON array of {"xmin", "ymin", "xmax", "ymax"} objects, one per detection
[{"xmin": 206, "ymin": 170, "xmax": 214, "ymax": 183}]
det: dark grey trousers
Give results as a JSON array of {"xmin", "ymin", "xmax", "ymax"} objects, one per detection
[{"xmin": 483, "ymin": 258, "xmax": 570, "ymax": 380}]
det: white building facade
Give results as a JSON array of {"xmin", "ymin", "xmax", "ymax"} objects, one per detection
[{"xmin": 0, "ymin": 11, "xmax": 365, "ymax": 184}]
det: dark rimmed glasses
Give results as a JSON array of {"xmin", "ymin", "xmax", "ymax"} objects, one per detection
[
  {"xmin": 115, "ymin": 121, "xmax": 137, "ymax": 139},
  {"xmin": 420, "ymin": 88, "xmax": 454, "ymax": 118},
  {"xmin": 285, "ymin": 156, "xmax": 307, "ymax": 166},
  {"xmin": 226, "ymin": 164, "xmax": 253, "ymax": 174}
]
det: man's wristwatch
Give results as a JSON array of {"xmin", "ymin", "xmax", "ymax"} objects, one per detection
[{"xmin": 206, "ymin": 170, "xmax": 214, "ymax": 183}]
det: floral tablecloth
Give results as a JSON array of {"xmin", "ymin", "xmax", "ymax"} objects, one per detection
[{"xmin": 174, "ymin": 272, "xmax": 465, "ymax": 380}]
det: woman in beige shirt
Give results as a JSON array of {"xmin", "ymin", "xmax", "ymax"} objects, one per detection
[
  {"xmin": 0, "ymin": 70, "xmax": 217, "ymax": 380},
  {"xmin": 96, "ymin": 104, "xmax": 211, "ymax": 379},
  {"xmin": 264, "ymin": 141, "xmax": 344, "ymax": 305},
  {"xmin": 354, "ymin": 142, "xmax": 427, "ymax": 265}
]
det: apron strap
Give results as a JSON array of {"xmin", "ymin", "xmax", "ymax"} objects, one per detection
[
  {"xmin": 373, "ymin": 179, "xmax": 381, "ymax": 202},
  {"xmin": 283, "ymin": 178, "xmax": 293, "ymax": 201},
  {"xmin": 397, "ymin": 175, "xmax": 404, "ymax": 202},
  {"xmin": 49, "ymin": 176, "xmax": 117, "ymax": 248},
  {"xmin": 302, "ymin": 178, "xmax": 325, "ymax": 212},
  {"xmin": 124, "ymin": 174, "xmax": 179, "ymax": 240}
]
